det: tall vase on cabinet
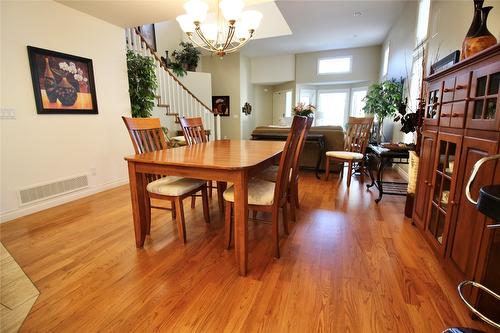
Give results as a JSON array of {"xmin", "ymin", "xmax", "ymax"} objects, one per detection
[
  {"xmin": 464, "ymin": 5, "xmax": 497, "ymax": 59},
  {"xmin": 461, "ymin": 0, "xmax": 484, "ymax": 60}
]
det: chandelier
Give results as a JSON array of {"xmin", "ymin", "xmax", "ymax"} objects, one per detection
[{"xmin": 176, "ymin": 0, "xmax": 263, "ymax": 57}]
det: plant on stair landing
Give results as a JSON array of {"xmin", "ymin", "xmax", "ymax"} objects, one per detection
[
  {"xmin": 362, "ymin": 79, "xmax": 404, "ymax": 143},
  {"xmin": 169, "ymin": 42, "xmax": 201, "ymax": 77},
  {"xmin": 126, "ymin": 50, "xmax": 158, "ymax": 118}
]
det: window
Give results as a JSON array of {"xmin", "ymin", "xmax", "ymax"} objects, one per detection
[
  {"xmin": 284, "ymin": 90, "xmax": 293, "ymax": 117},
  {"xmin": 415, "ymin": 0, "xmax": 431, "ymax": 46},
  {"xmin": 382, "ymin": 45, "xmax": 390, "ymax": 77},
  {"xmin": 318, "ymin": 57, "xmax": 352, "ymax": 74},
  {"xmin": 299, "ymin": 89, "xmax": 316, "ymax": 106},
  {"xmin": 316, "ymin": 90, "xmax": 349, "ymax": 126},
  {"xmin": 350, "ymin": 88, "xmax": 368, "ymax": 117}
]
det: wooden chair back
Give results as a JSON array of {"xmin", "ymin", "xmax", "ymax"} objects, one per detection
[
  {"xmin": 290, "ymin": 117, "xmax": 313, "ymax": 182},
  {"xmin": 180, "ymin": 117, "xmax": 207, "ymax": 146},
  {"xmin": 344, "ymin": 116, "xmax": 374, "ymax": 154},
  {"xmin": 122, "ymin": 116, "xmax": 168, "ymax": 154},
  {"xmin": 274, "ymin": 116, "xmax": 308, "ymax": 205}
]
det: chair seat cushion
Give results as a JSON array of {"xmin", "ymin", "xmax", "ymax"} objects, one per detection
[
  {"xmin": 257, "ymin": 165, "xmax": 279, "ymax": 182},
  {"xmin": 223, "ymin": 178, "xmax": 275, "ymax": 206},
  {"xmin": 147, "ymin": 176, "xmax": 205, "ymax": 196},
  {"xmin": 170, "ymin": 136, "xmax": 186, "ymax": 142},
  {"xmin": 326, "ymin": 151, "xmax": 364, "ymax": 160}
]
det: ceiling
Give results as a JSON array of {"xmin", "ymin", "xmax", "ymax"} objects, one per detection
[
  {"xmin": 241, "ymin": 0, "xmax": 407, "ymax": 57},
  {"xmin": 58, "ymin": 0, "xmax": 407, "ymax": 57}
]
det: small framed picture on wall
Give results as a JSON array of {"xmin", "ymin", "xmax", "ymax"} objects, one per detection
[{"xmin": 212, "ymin": 96, "xmax": 230, "ymax": 116}]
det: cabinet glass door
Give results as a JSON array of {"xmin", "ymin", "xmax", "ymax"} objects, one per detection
[
  {"xmin": 467, "ymin": 61, "xmax": 500, "ymax": 131},
  {"xmin": 426, "ymin": 133, "xmax": 462, "ymax": 253}
]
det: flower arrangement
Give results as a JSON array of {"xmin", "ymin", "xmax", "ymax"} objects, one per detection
[
  {"xmin": 58, "ymin": 61, "xmax": 88, "ymax": 84},
  {"xmin": 293, "ymin": 102, "xmax": 316, "ymax": 117}
]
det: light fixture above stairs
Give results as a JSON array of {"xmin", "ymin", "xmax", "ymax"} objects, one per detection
[{"xmin": 176, "ymin": 0, "xmax": 263, "ymax": 57}]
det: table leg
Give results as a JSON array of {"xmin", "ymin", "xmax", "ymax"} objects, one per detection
[
  {"xmin": 217, "ymin": 181, "xmax": 227, "ymax": 214},
  {"xmin": 315, "ymin": 138, "xmax": 325, "ymax": 179},
  {"xmin": 233, "ymin": 171, "xmax": 249, "ymax": 276},
  {"xmin": 375, "ymin": 157, "xmax": 385, "ymax": 203},
  {"xmin": 128, "ymin": 162, "xmax": 147, "ymax": 247},
  {"xmin": 366, "ymin": 153, "xmax": 377, "ymax": 189}
]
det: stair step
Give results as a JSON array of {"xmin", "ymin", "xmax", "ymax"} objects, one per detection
[{"xmin": 157, "ymin": 104, "xmax": 170, "ymax": 108}]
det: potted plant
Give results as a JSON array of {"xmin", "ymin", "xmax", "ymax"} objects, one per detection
[
  {"xmin": 362, "ymin": 79, "xmax": 404, "ymax": 143},
  {"xmin": 293, "ymin": 102, "xmax": 316, "ymax": 117},
  {"xmin": 172, "ymin": 42, "xmax": 201, "ymax": 73},
  {"xmin": 126, "ymin": 50, "xmax": 158, "ymax": 118}
]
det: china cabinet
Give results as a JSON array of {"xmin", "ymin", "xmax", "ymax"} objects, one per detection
[{"xmin": 413, "ymin": 43, "xmax": 500, "ymax": 322}]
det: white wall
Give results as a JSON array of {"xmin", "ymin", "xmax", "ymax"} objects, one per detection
[
  {"xmin": 250, "ymin": 54, "xmax": 295, "ymax": 84},
  {"xmin": 201, "ymin": 53, "xmax": 241, "ymax": 139},
  {"xmin": 253, "ymin": 85, "xmax": 273, "ymax": 127},
  {"xmin": 380, "ymin": 1, "xmax": 419, "ymax": 143},
  {"xmin": 154, "ymin": 20, "xmax": 184, "ymax": 61},
  {"xmin": 0, "ymin": 1, "xmax": 131, "ymax": 222},
  {"xmin": 295, "ymin": 45, "xmax": 381, "ymax": 85},
  {"xmin": 240, "ymin": 55, "xmax": 255, "ymax": 140},
  {"xmin": 427, "ymin": 0, "xmax": 500, "ymax": 68}
]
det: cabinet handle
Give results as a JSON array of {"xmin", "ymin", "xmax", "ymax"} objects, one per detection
[
  {"xmin": 444, "ymin": 88, "xmax": 454, "ymax": 93},
  {"xmin": 456, "ymin": 85, "xmax": 467, "ymax": 90},
  {"xmin": 441, "ymin": 113, "xmax": 450, "ymax": 117},
  {"xmin": 451, "ymin": 201, "xmax": 457, "ymax": 205},
  {"xmin": 427, "ymin": 183, "xmax": 432, "ymax": 187},
  {"xmin": 424, "ymin": 180, "xmax": 428, "ymax": 185},
  {"xmin": 451, "ymin": 113, "xmax": 462, "ymax": 118}
]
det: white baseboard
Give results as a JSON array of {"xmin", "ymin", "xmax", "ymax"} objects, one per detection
[
  {"xmin": 395, "ymin": 165, "xmax": 409, "ymax": 181},
  {"xmin": 0, "ymin": 178, "xmax": 128, "ymax": 223}
]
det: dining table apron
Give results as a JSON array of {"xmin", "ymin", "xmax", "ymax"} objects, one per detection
[{"xmin": 124, "ymin": 140, "xmax": 285, "ymax": 276}]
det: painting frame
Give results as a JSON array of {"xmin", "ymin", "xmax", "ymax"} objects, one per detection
[
  {"xmin": 27, "ymin": 46, "xmax": 98, "ymax": 115},
  {"xmin": 212, "ymin": 96, "xmax": 230, "ymax": 117},
  {"xmin": 138, "ymin": 24, "xmax": 157, "ymax": 52}
]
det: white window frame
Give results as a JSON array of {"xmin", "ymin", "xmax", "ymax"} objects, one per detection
[
  {"xmin": 317, "ymin": 56, "xmax": 352, "ymax": 75},
  {"xmin": 350, "ymin": 86, "xmax": 368, "ymax": 117}
]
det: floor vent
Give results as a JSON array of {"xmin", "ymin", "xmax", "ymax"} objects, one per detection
[{"xmin": 19, "ymin": 175, "xmax": 89, "ymax": 205}]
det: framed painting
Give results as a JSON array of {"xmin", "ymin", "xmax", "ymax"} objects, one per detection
[
  {"xmin": 138, "ymin": 24, "xmax": 157, "ymax": 51},
  {"xmin": 27, "ymin": 46, "xmax": 98, "ymax": 114},
  {"xmin": 212, "ymin": 96, "xmax": 230, "ymax": 117}
]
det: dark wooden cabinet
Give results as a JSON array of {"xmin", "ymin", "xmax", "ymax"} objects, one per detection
[{"xmin": 413, "ymin": 44, "xmax": 500, "ymax": 322}]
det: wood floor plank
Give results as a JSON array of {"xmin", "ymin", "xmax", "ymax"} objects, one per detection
[{"xmin": 0, "ymin": 171, "xmax": 496, "ymax": 332}]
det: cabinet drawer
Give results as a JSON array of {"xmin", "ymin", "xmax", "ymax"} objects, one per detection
[
  {"xmin": 440, "ymin": 103, "xmax": 452, "ymax": 127},
  {"xmin": 454, "ymin": 72, "xmax": 471, "ymax": 101},
  {"xmin": 450, "ymin": 101, "xmax": 467, "ymax": 128},
  {"xmin": 442, "ymin": 77, "xmax": 456, "ymax": 103}
]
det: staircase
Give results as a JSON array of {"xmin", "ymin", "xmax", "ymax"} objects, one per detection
[{"xmin": 125, "ymin": 27, "xmax": 220, "ymax": 140}]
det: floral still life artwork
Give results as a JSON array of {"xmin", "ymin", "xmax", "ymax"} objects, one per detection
[{"xmin": 27, "ymin": 46, "xmax": 98, "ymax": 114}]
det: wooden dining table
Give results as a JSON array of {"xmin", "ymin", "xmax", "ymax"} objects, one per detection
[{"xmin": 125, "ymin": 140, "xmax": 285, "ymax": 276}]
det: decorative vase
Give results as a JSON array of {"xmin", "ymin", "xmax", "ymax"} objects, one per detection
[
  {"xmin": 56, "ymin": 77, "xmax": 78, "ymax": 106},
  {"xmin": 461, "ymin": 0, "xmax": 484, "ymax": 60},
  {"xmin": 43, "ymin": 57, "xmax": 58, "ymax": 103},
  {"xmin": 464, "ymin": 6, "xmax": 497, "ymax": 59}
]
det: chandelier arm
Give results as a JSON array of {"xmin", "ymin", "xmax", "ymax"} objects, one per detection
[
  {"xmin": 222, "ymin": 25, "xmax": 236, "ymax": 51},
  {"xmin": 223, "ymin": 32, "xmax": 254, "ymax": 54},
  {"xmin": 186, "ymin": 33, "xmax": 218, "ymax": 52},
  {"xmin": 194, "ymin": 28, "xmax": 219, "ymax": 51}
]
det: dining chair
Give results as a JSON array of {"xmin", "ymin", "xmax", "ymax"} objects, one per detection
[
  {"xmin": 324, "ymin": 116, "xmax": 374, "ymax": 187},
  {"xmin": 179, "ymin": 117, "xmax": 223, "ymax": 212},
  {"xmin": 256, "ymin": 116, "xmax": 313, "ymax": 222},
  {"xmin": 122, "ymin": 116, "xmax": 210, "ymax": 243},
  {"xmin": 223, "ymin": 116, "xmax": 308, "ymax": 258}
]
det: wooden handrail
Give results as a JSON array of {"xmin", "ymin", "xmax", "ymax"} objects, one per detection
[{"xmin": 133, "ymin": 27, "xmax": 214, "ymax": 113}]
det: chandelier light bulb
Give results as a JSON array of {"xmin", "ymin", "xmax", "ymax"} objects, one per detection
[
  {"xmin": 241, "ymin": 10, "xmax": 263, "ymax": 30},
  {"xmin": 219, "ymin": 0, "xmax": 244, "ymax": 22},
  {"xmin": 184, "ymin": 0, "xmax": 208, "ymax": 23},
  {"xmin": 176, "ymin": 14, "xmax": 195, "ymax": 33}
]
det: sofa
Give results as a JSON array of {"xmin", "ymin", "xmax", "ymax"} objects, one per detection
[{"xmin": 251, "ymin": 125, "xmax": 345, "ymax": 171}]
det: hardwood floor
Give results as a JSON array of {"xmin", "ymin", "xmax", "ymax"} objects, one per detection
[{"xmin": 0, "ymin": 170, "xmax": 495, "ymax": 332}]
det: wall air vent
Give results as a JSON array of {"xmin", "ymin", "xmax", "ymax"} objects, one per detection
[{"xmin": 18, "ymin": 175, "xmax": 89, "ymax": 205}]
